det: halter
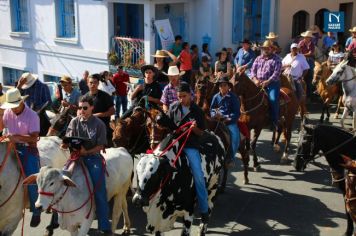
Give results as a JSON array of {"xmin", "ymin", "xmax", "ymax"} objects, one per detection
[{"xmin": 240, "ymin": 89, "xmax": 267, "ymax": 115}]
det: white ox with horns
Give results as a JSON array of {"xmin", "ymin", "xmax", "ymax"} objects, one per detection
[{"xmin": 24, "ymin": 147, "xmax": 133, "ymax": 236}]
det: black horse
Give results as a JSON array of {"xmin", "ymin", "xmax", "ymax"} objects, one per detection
[{"xmin": 294, "ymin": 122, "xmax": 356, "ymax": 236}]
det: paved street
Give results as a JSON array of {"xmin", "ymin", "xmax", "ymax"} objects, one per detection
[{"xmin": 14, "ymin": 103, "xmax": 353, "ymax": 236}]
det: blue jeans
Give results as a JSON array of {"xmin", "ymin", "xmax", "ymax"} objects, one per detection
[
  {"xmin": 183, "ymin": 148, "xmax": 208, "ymax": 214},
  {"xmin": 294, "ymin": 80, "xmax": 303, "ymax": 101},
  {"xmin": 17, "ymin": 145, "xmax": 41, "ymax": 216},
  {"xmin": 115, "ymin": 95, "xmax": 128, "ymax": 118},
  {"xmin": 227, "ymin": 123, "xmax": 240, "ymax": 161},
  {"xmin": 82, "ymin": 154, "xmax": 110, "ymax": 231},
  {"xmin": 305, "ymin": 58, "xmax": 315, "ymax": 98},
  {"xmin": 265, "ymin": 81, "xmax": 280, "ymax": 127}
]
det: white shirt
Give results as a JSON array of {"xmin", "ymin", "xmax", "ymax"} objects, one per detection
[
  {"xmin": 282, "ymin": 53, "xmax": 310, "ymax": 79},
  {"xmin": 98, "ymin": 80, "xmax": 116, "ymax": 95}
]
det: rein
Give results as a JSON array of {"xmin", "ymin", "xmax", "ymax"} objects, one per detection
[
  {"xmin": 38, "ymin": 152, "xmax": 106, "ymax": 219},
  {"xmin": 148, "ymin": 121, "xmax": 194, "ymax": 200},
  {"xmin": 240, "ymin": 91, "xmax": 266, "ymax": 115}
]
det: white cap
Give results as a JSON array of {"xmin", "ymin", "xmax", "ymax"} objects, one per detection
[{"xmin": 290, "ymin": 43, "xmax": 299, "ymax": 49}]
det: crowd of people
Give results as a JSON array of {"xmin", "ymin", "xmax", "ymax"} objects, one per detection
[{"xmin": 0, "ymin": 25, "xmax": 355, "ymax": 235}]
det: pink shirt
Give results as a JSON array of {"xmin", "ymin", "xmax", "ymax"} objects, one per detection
[{"xmin": 3, "ymin": 105, "xmax": 40, "ymax": 135}]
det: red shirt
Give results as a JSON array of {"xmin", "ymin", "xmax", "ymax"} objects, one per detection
[
  {"xmin": 179, "ymin": 49, "xmax": 192, "ymax": 71},
  {"xmin": 298, "ymin": 39, "xmax": 315, "ymax": 57},
  {"xmin": 111, "ymin": 71, "xmax": 129, "ymax": 96},
  {"xmin": 348, "ymin": 40, "xmax": 356, "ymax": 51}
]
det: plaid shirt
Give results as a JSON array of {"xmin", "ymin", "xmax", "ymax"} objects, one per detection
[
  {"xmin": 250, "ymin": 54, "xmax": 282, "ymax": 82},
  {"xmin": 160, "ymin": 83, "xmax": 194, "ymax": 105}
]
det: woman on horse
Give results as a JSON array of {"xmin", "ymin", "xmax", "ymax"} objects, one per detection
[
  {"xmin": 210, "ymin": 77, "xmax": 241, "ymax": 168},
  {"xmin": 0, "ymin": 88, "xmax": 42, "ymax": 227},
  {"xmin": 214, "ymin": 49, "xmax": 232, "ymax": 80},
  {"xmin": 328, "ymin": 42, "xmax": 345, "ymax": 69}
]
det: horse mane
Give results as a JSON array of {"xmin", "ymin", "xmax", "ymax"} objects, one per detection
[{"xmin": 316, "ymin": 124, "xmax": 353, "ymax": 138}]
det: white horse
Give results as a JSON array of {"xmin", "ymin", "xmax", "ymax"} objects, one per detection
[{"xmin": 326, "ymin": 59, "xmax": 356, "ymax": 130}]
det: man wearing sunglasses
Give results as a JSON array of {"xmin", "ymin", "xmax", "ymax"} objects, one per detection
[{"xmin": 62, "ymin": 95, "xmax": 112, "ymax": 235}]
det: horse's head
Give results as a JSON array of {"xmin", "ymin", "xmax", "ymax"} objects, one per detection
[
  {"xmin": 111, "ymin": 107, "xmax": 146, "ymax": 149},
  {"xmin": 293, "ymin": 120, "xmax": 318, "ymax": 171},
  {"xmin": 232, "ymin": 72, "xmax": 254, "ymax": 96},
  {"xmin": 326, "ymin": 59, "xmax": 349, "ymax": 85},
  {"xmin": 132, "ymin": 155, "xmax": 176, "ymax": 207},
  {"xmin": 194, "ymin": 75, "xmax": 216, "ymax": 107},
  {"xmin": 312, "ymin": 61, "xmax": 323, "ymax": 86},
  {"xmin": 47, "ymin": 107, "xmax": 76, "ymax": 137},
  {"xmin": 342, "ymin": 155, "xmax": 356, "ymax": 220},
  {"xmin": 145, "ymin": 107, "xmax": 170, "ymax": 150}
]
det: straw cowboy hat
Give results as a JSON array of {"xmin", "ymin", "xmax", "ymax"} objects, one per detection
[
  {"xmin": 151, "ymin": 50, "xmax": 168, "ymax": 58},
  {"xmin": 60, "ymin": 75, "xmax": 72, "ymax": 84},
  {"xmin": 260, "ymin": 40, "xmax": 274, "ymax": 48},
  {"xmin": 20, "ymin": 72, "xmax": 38, "ymax": 90},
  {"xmin": 163, "ymin": 66, "xmax": 185, "ymax": 76},
  {"xmin": 266, "ymin": 32, "xmax": 278, "ymax": 39},
  {"xmin": 301, "ymin": 30, "xmax": 314, "ymax": 38},
  {"xmin": 349, "ymin": 26, "xmax": 356, "ymax": 33},
  {"xmin": 0, "ymin": 88, "xmax": 28, "ymax": 109}
]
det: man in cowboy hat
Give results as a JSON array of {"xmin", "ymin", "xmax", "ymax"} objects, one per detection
[
  {"xmin": 234, "ymin": 39, "xmax": 256, "ymax": 77},
  {"xmin": 161, "ymin": 65, "xmax": 186, "ymax": 112},
  {"xmin": 266, "ymin": 32, "xmax": 281, "ymax": 54},
  {"xmin": 250, "ymin": 40, "xmax": 282, "ymax": 130},
  {"xmin": 210, "ymin": 76, "xmax": 240, "ymax": 168},
  {"xmin": 16, "ymin": 72, "xmax": 52, "ymax": 111},
  {"xmin": 298, "ymin": 30, "xmax": 315, "ymax": 98},
  {"xmin": 345, "ymin": 26, "xmax": 356, "ymax": 50},
  {"xmin": 121, "ymin": 65, "xmax": 162, "ymax": 119},
  {"xmin": 57, "ymin": 75, "xmax": 81, "ymax": 110},
  {"xmin": 0, "ymin": 88, "xmax": 42, "ymax": 227}
]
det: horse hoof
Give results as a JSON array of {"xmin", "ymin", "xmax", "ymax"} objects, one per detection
[
  {"xmin": 122, "ymin": 229, "xmax": 131, "ymax": 235},
  {"xmin": 280, "ymin": 157, "xmax": 289, "ymax": 164},
  {"xmin": 273, "ymin": 144, "xmax": 281, "ymax": 152},
  {"xmin": 333, "ymin": 114, "xmax": 339, "ymax": 119},
  {"xmin": 243, "ymin": 179, "xmax": 249, "ymax": 185},
  {"xmin": 199, "ymin": 223, "xmax": 208, "ymax": 236},
  {"xmin": 253, "ymin": 165, "xmax": 261, "ymax": 172},
  {"xmin": 43, "ymin": 229, "xmax": 53, "ymax": 236},
  {"xmin": 325, "ymin": 117, "xmax": 330, "ymax": 122}
]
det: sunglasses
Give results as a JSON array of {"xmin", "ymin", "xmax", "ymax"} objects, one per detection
[{"xmin": 78, "ymin": 106, "xmax": 89, "ymax": 110}]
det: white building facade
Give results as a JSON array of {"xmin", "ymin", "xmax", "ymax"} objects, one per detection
[{"xmin": 0, "ymin": 0, "xmax": 276, "ymax": 84}]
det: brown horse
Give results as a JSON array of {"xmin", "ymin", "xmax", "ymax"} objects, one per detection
[
  {"xmin": 47, "ymin": 106, "xmax": 77, "ymax": 137},
  {"xmin": 232, "ymin": 73, "xmax": 298, "ymax": 165},
  {"xmin": 111, "ymin": 106, "xmax": 149, "ymax": 154},
  {"xmin": 313, "ymin": 61, "xmax": 343, "ymax": 122},
  {"xmin": 342, "ymin": 155, "xmax": 356, "ymax": 236},
  {"xmin": 194, "ymin": 75, "xmax": 218, "ymax": 114},
  {"xmin": 193, "ymin": 75, "xmax": 251, "ymax": 184}
]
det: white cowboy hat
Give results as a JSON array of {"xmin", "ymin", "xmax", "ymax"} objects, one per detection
[
  {"xmin": 0, "ymin": 88, "xmax": 28, "ymax": 109},
  {"xmin": 349, "ymin": 26, "xmax": 356, "ymax": 33},
  {"xmin": 163, "ymin": 66, "xmax": 185, "ymax": 76},
  {"xmin": 301, "ymin": 30, "xmax": 314, "ymax": 38},
  {"xmin": 290, "ymin": 43, "xmax": 299, "ymax": 49},
  {"xmin": 266, "ymin": 32, "xmax": 278, "ymax": 39},
  {"xmin": 20, "ymin": 72, "xmax": 38, "ymax": 90}
]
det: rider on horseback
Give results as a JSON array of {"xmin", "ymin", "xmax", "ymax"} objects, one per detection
[
  {"xmin": 0, "ymin": 88, "xmax": 42, "ymax": 227},
  {"xmin": 250, "ymin": 40, "xmax": 282, "ymax": 131},
  {"xmin": 160, "ymin": 82, "xmax": 210, "ymax": 225},
  {"xmin": 282, "ymin": 43, "xmax": 310, "ymax": 101},
  {"xmin": 210, "ymin": 76, "xmax": 241, "ymax": 168},
  {"xmin": 61, "ymin": 95, "xmax": 112, "ymax": 236}
]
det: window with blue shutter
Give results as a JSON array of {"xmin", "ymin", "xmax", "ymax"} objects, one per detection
[
  {"xmin": 261, "ymin": 0, "xmax": 271, "ymax": 40},
  {"xmin": 233, "ymin": 0, "xmax": 270, "ymax": 43},
  {"xmin": 232, "ymin": 0, "xmax": 244, "ymax": 43},
  {"xmin": 56, "ymin": 0, "xmax": 76, "ymax": 38},
  {"xmin": 10, "ymin": 0, "xmax": 29, "ymax": 32},
  {"xmin": 2, "ymin": 67, "xmax": 26, "ymax": 86}
]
